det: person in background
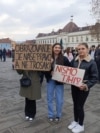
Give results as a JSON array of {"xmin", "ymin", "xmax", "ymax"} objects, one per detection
[
  {"xmin": 64, "ymin": 47, "xmax": 73, "ymax": 62},
  {"xmin": 0, "ymin": 49, "xmax": 2, "ymax": 61},
  {"xmin": 45, "ymin": 43, "xmax": 70, "ymax": 122},
  {"xmin": 68, "ymin": 43, "xmax": 98, "ymax": 133},
  {"xmin": 72, "ymin": 47, "xmax": 78, "ymax": 57},
  {"xmin": 89, "ymin": 45, "xmax": 96, "ymax": 60},
  {"xmin": 2, "ymin": 48, "xmax": 6, "ymax": 62},
  {"xmin": 94, "ymin": 44, "xmax": 100, "ymax": 83},
  {"xmin": 17, "ymin": 70, "xmax": 41, "ymax": 122},
  {"xmin": 12, "ymin": 48, "xmax": 15, "ymax": 70}
]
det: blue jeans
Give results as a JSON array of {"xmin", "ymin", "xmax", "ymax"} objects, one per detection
[{"xmin": 47, "ymin": 79, "xmax": 64, "ymax": 118}]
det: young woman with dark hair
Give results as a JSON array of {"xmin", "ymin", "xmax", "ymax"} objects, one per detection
[{"xmin": 45, "ymin": 43, "xmax": 70, "ymax": 122}]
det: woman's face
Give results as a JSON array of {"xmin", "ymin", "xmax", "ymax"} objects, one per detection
[
  {"xmin": 77, "ymin": 44, "xmax": 88, "ymax": 57},
  {"xmin": 53, "ymin": 44, "xmax": 61, "ymax": 55}
]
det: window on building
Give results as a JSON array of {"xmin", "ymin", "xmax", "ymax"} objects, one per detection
[
  {"xmin": 68, "ymin": 37, "xmax": 70, "ymax": 42},
  {"xmin": 76, "ymin": 36, "xmax": 78, "ymax": 42},
  {"xmin": 91, "ymin": 38, "xmax": 94, "ymax": 41},
  {"xmin": 86, "ymin": 36, "xmax": 88, "ymax": 41},
  {"xmin": 64, "ymin": 38, "xmax": 66, "ymax": 43},
  {"xmin": 81, "ymin": 36, "xmax": 83, "ymax": 41},
  {"xmin": 72, "ymin": 37, "xmax": 74, "ymax": 42}
]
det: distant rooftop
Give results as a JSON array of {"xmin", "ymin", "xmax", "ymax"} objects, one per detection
[
  {"xmin": 62, "ymin": 21, "xmax": 79, "ymax": 32},
  {"xmin": 0, "ymin": 38, "xmax": 12, "ymax": 43},
  {"xmin": 24, "ymin": 39, "xmax": 36, "ymax": 44},
  {"xmin": 36, "ymin": 20, "xmax": 93, "ymax": 38}
]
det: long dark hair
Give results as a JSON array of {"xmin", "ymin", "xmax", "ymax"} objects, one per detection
[{"xmin": 52, "ymin": 43, "xmax": 64, "ymax": 65}]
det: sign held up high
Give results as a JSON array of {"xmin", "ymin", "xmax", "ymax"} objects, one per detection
[
  {"xmin": 14, "ymin": 44, "xmax": 52, "ymax": 71},
  {"xmin": 52, "ymin": 65, "xmax": 85, "ymax": 86}
]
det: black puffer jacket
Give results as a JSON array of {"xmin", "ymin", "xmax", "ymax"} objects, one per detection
[
  {"xmin": 95, "ymin": 48, "xmax": 100, "ymax": 63},
  {"xmin": 71, "ymin": 55, "xmax": 98, "ymax": 90}
]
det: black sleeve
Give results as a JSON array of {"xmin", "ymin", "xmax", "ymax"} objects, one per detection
[
  {"xmin": 86, "ymin": 61, "xmax": 98, "ymax": 89},
  {"xmin": 16, "ymin": 70, "xmax": 24, "ymax": 75},
  {"xmin": 63, "ymin": 56, "xmax": 71, "ymax": 66},
  {"xmin": 70, "ymin": 59, "xmax": 74, "ymax": 67}
]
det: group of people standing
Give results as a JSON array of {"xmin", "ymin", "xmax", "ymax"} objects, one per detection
[
  {"xmin": 0, "ymin": 48, "xmax": 7, "ymax": 62},
  {"xmin": 16, "ymin": 42, "xmax": 98, "ymax": 133}
]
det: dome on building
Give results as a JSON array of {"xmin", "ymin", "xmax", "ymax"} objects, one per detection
[{"xmin": 62, "ymin": 21, "xmax": 79, "ymax": 32}]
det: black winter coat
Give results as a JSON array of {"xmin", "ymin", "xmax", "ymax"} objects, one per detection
[
  {"xmin": 71, "ymin": 55, "xmax": 98, "ymax": 90},
  {"xmin": 95, "ymin": 48, "xmax": 100, "ymax": 63}
]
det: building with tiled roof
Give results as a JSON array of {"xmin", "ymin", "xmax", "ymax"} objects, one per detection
[
  {"xmin": 0, "ymin": 38, "xmax": 16, "ymax": 50},
  {"xmin": 62, "ymin": 21, "xmax": 79, "ymax": 32},
  {"xmin": 24, "ymin": 39, "xmax": 36, "ymax": 45},
  {"xmin": 36, "ymin": 19, "xmax": 99, "ymax": 48}
]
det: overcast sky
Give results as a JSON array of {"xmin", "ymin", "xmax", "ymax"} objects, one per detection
[{"xmin": 0, "ymin": 0, "xmax": 96, "ymax": 41}]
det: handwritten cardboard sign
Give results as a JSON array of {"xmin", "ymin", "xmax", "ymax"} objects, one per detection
[
  {"xmin": 52, "ymin": 65, "xmax": 85, "ymax": 86},
  {"xmin": 14, "ymin": 44, "xmax": 52, "ymax": 71}
]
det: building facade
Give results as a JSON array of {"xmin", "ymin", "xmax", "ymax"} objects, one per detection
[
  {"xmin": 0, "ymin": 38, "xmax": 16, "ymax": 50},
  {"xmin": 36, "ymin": 20, "xmax": 99, "ymax": 49}
]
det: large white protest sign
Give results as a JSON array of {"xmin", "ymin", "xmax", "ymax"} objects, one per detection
[{"xmin": 52, "ymin": 65, "xmax": 85, "ymax": 86}]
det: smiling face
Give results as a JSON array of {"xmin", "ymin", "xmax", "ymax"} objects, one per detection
[
  {"xmin": 77, "ymin": 43, "xmax": 89, "ymax": 58},
  {"xmin": 53, "ymin": 44, "xmax": 62, "ymax": 56}
]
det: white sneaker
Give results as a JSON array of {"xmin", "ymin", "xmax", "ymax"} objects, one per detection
[
  {"xmin": 25, "ymin": 116, "xmax": 29, "ymax": 120},
  {"xmin": 68, "ymin": 121, "xmax": 78, "ymax": 130},
  {"xmin": 48, "ymin": 117, "xmax": 54, "ymax": 122},
  {"xmin": 29, "ymin": 118, "xmax": 33, "ymax": 122},
  {"xmin": 72, "ymin": 124, "xmax": 84, "ymax": 133}
]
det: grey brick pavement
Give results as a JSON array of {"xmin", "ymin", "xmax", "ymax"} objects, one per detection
[{"xmin": 0, "ymin": 58, "xmax": 100, "ymax": 133}]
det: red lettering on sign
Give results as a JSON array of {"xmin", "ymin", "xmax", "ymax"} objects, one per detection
[
  {"xmin": 70, "ymin": 68, "xmax": 77, "ymax": 76},
  {"xmin": 56, "ymin": 65, "xmax": 77, "ymax": 76},
  {"xmin": 55, "ymin": 65, "xmax": 62, "ymax": 72},
  {"xmin": 62, "ymin": 74, "xmax": 82, "ymax": 86}
]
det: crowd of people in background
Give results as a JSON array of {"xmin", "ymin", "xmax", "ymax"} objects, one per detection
[{"xmin": 0, "ymin": 48, "xmax": 12, "ymax": 62}]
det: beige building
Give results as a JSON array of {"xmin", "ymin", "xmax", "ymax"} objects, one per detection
[{"xmin": 36, "ymin": 20, "xmax": 99, "ymax": 49}]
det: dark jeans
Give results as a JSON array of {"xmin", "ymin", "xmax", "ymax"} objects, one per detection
[
  {"xmin": 25, "ymin": 98, "xmax": 36, "ymax": 118},
  {"xmin": 3, "ymin": 55, "xmax": 6, "ymax": 61},
  {"xmin": 40, "ymin": 72, "xmax": 44, "ymax": 84},
  {"xmin": 71, "ymin": 87, "xmax": 89, "ymax": 125},
  {"xmin": 0, "ymin": 55, "xmax": 2, "ymax": 61}
]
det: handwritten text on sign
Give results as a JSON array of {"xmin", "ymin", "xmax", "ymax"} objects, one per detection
[
  {"xmin": 52, "ymin": 65, "xmax": 85, "ymax": 86},
  {"xmin": 14, "ymin": 44, "xmax": 52, "ymax": 71}
]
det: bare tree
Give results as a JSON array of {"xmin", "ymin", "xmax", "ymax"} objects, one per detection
[
  {"xmin": 90, "ymin": 0, "xmax": 100, "ymax": 43},
  {"xmin": 91, "ymin": 0, "xmax": 100, "ymax": 20},
  {"xmin": 90, "ymin": 22, "xmax": 100, "ymax": 43}
]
